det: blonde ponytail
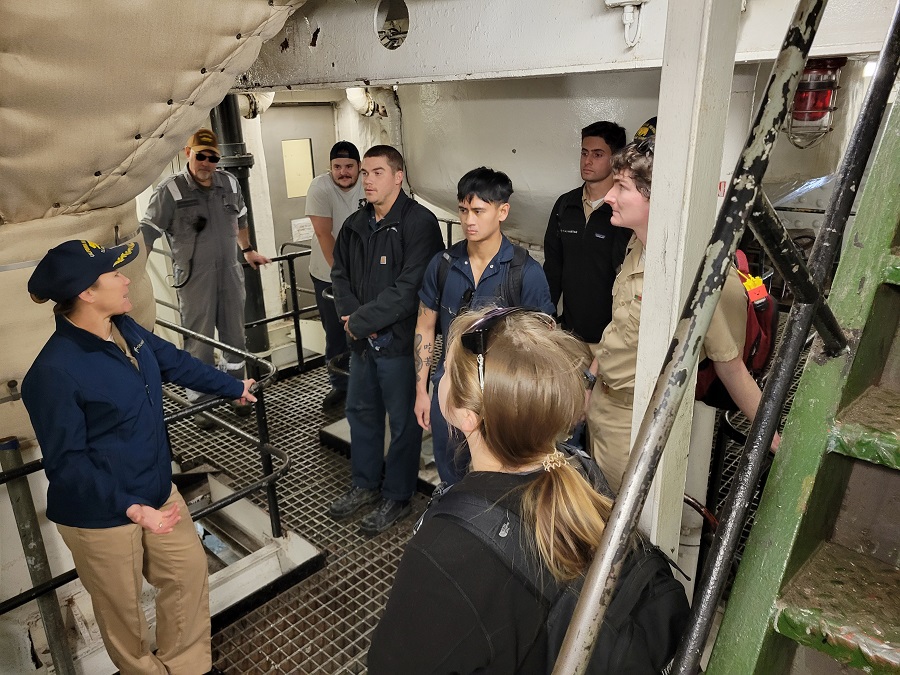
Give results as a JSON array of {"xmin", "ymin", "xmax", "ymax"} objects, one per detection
[{"xmin": 445, "ymin": 308, "xmax": 613, "ymax": 582}]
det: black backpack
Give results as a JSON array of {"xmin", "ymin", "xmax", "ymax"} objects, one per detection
[
  {"xmin": 434, "ymin": 243, "xmax": 530, "ymax": 317},
  {"xmin": 421, "ymin": 482, "xmax": 690, "ymax": 674}
]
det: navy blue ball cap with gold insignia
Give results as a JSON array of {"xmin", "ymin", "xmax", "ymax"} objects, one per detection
[
  {"xmin": 634, "ymin": 116, "xmax": 657, "ymax": 141},
  {"xmin": 28, "ymin": 239, "xmax": 140, "ymax": 304}
]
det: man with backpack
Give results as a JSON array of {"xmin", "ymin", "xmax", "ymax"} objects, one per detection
[
  {"xmin": 414, "ymin": 167, "xmax": 554, "ymax": 484},
  {"xmin": 587, "ymin": 138, "xmax": 779, "ymax": 492},
  {"xmin": 329, "ymin": 145, "xmax": 444, "ymax": 535}
]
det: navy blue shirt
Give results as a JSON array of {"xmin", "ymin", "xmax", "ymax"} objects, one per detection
[{"xmin": 419, "ymin": 236, "xmax": 554, "ymax": 378}]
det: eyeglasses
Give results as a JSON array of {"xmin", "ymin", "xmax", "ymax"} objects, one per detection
[
  {"xmin": 460, "ymin": 307, "xmax": 555, "ymax": 391},
  {"xmin": 635, "ymin": 137, "xmax": 655, "ymax": 156},
  {"xmin": 195, "ymin": 152, "xmax": 221, "ymax": 163}
]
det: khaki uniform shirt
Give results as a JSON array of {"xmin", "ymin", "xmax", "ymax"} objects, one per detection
[
  {"xmin": 582, "ymin": 186, "xmax": 606, "ymax": 222},
  {"xmin": 595, "ymin": 236, "xmax": 746, "ymax": 392}
]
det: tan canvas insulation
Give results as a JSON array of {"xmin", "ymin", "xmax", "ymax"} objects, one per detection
[{"xmin": 0, "ymin": 0, "xmax": 304, "ymax": 444}]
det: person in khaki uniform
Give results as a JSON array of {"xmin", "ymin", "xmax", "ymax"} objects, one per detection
[{"xmin": 586, "ymin": 139, "xmax": 776, "ymax": 491}]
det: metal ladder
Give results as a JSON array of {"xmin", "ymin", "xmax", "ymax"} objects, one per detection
[
  {"xmin": 552, "ymin": 0, "xmax": 900, "ymax": 672},
  {"xmin": 704, "ymin": 50, "xmax": 900, "ymax": 675}
]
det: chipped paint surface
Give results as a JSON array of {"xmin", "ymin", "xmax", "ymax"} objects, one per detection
[{"xmin": 775, "ymin": 541, "xmax": 900, "ymax": 671}]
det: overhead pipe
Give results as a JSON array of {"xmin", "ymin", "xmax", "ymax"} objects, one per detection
[
  {"xmin": 346, "ymin": 87, "xmax": 378, "ymax": 116},
  {"xmin": 237, "ymin": 92, "xmax": 276, "ymax": 119},
  {"xmin": 210, "ymin": 94, "xmax": 269, "ymax": 353},
  {"xmin": 673, "ymin": 6, "xmax": 900, "ymax": 672},
  {"xmin": 553, "ymin": 0, "xmax": 831, "ymax": 673}
]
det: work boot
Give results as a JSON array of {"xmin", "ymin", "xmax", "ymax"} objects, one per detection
[
  {"xmin": 328, "ymin": 486, "xmax": 380, "ymax": 519},
  {"xmin": 194, "ymin": 413, "xmax": 216, "ymax": 430},
  {"xmin": 322, "ymin": 387, "xmax": 347, "ymax": 412},
  {"xmin": 231, "ymin": 401, "xmax": 254, "ymax": 417},
  {"xmin": 358, "ymin": 498, "xmax": 411, "ymax": 536}
]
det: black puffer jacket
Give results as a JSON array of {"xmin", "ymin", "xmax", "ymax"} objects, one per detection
[{"xmin": 332, "ymin": 190, "xmax": 443, "ymax": 358}]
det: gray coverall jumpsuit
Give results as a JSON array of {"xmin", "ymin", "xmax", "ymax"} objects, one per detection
[{"xmin": 141, "ymin": 167, "xmax": 248, "ymax": 397}]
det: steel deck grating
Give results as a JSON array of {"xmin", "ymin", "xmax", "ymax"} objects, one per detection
[
  {"xmin": 711, "ymin": 314, "xmax": 811, "ymax": 588},
  {"xmin": 164, "ymin": 366, "xmax": 429, "ymax": 673}
]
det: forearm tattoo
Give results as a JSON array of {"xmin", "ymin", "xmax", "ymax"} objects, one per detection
[{"xmin": 414, "ymin": 334, "xmax": 433, "ymax": 383}]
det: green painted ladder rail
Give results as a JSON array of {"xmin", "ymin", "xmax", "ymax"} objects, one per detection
[{"xmin": 706, "ymin": 99, "xmax": 900, "ymax": 672}]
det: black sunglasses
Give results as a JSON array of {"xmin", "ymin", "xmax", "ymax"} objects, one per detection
[
  {"xmin": 195, "ymin": 152, "xmax": 221, "ymax": 163},
  {"xmin": 460, "ymin": 307, "xmax": 555, "ymax": 391},
  {"xmin": 635, "ymin": 137, "xmax": 655, "ymax": 156}
]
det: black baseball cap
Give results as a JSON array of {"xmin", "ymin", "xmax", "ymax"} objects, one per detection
[
  {"xmin": 28, "ymin": 239, "xmax": 140, "ymax": 304},
  {"xmin": 330, "ymin": 141, "xmax": 361, "ymax": 162}
]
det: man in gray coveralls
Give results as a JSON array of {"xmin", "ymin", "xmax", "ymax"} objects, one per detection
[{"xmin": 141, "ymin": 129, "xmax": 270, "ymax": 423}]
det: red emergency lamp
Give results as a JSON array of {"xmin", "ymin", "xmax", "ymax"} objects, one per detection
[{"xmin": 785, "ymin": 57, "xmax": 847, "ymax": 149}]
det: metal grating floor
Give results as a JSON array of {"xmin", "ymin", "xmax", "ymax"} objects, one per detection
[
  {"xmin": 164, "ymin": 367, "xmax": 429, "ymax": 674},
  {"xmin": 709, "ymin": 314, "xmax": 812, "ymax": 583}
]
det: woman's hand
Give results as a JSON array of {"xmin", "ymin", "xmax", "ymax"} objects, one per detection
[
  {"xmin": 237, "ymin": 379, "xmax": 258, "ymax": 405},
  {"xmin": 126, "ymin": 502, "xmax": 181, "ymax": 534}
]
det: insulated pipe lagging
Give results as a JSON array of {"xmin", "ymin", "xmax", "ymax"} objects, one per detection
[
  {"xmin": 237, "ymin": 92, "xmax": 275, "ymax": 119},
  {"xmin": 347, "ymin": 87, "xmax": 377, "ymax": 116}
]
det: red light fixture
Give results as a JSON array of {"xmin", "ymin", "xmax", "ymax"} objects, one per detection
[{"xmin": 785, "ymin": 57, "xmax": 847, "ymax": 149}]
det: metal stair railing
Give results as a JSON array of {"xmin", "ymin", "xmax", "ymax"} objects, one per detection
[
  {"xmin": 672, "ymin": 5, "xmax": 900, "ymax": 671},
  {"xmin": 550, "ymin": 0, "xmax": 892, "ymax": 671}
]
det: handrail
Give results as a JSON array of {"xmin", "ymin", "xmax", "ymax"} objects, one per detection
[
  {"xmin": 0, "ymin": 324, "xmax": 291, "ymax": 619},
  {"xmin": 273, "ymin": 244, "xmax": 317, "ymax": 369},
  {"xmin": 0, "ymin": 443, "xmax": 290, "ymax": 618},
  {"xmin": 153, "ymin": 318, "xmax": 285, "ymax": 538},
  {"xmin": 553, "ymin": 1, "xmax": 835, "ymax": 672},
  {"xmin": 671, "ymin": 4, "xmax": 900, "ymax": 671}
]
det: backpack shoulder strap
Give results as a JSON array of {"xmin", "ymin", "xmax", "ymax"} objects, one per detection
[
  {"xmin": 500, "ymin": 245, "xmax": 530, "ymax": 307},
  {"xmin": 434, "ymin": 252, "xmax": 454, "ymax": 313},
  {"xmin": 425, "ymin": 488, "xmax": 557, "ymax": 605}
]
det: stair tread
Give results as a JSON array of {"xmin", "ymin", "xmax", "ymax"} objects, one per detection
[
  {"xmin": 775, "ymin": 541, "xmax": 900, "ymax": 672},
  {"xmin": 886, "ymin": 254, "xmax": 900, "ymax": 286},
  {"xmin": 835, "ymin": 385, "xmax": 900, "ymax": 470}
]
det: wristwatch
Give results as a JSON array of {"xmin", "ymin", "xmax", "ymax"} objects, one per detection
[
  {"xmin": 582, "ymin": 369, "xmax": 597, "ymax": 391},
  {"xmin": 241, "ymin": 245, "xmax": 254, "ymax": 253}
]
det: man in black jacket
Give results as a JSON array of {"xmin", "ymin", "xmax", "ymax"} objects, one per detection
[
  {"xmin": 543, "ymin": 121, "xmax": 631, "ymax": 345},
  {"xmin": 329, "ymin": 145, "xmax": 444, "ymax": 535}
]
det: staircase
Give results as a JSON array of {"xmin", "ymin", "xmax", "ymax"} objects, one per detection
[{"xmin": 706, "ymin": 99, "xmax": 900, "ymax": 674}]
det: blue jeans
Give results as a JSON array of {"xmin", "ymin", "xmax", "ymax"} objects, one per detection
[
  {"xmin": 346, "ymin": 350, "xmax": 423, "ymax": 502},
  {"xmin": 312, "ymin": 276, "xmax": 348, "ymax": 391},
  {"xmin": 430, "ymin": 373, "xmax": 469, "ymax": 485}
]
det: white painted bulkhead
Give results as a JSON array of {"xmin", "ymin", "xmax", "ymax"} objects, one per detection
[{"xmin": 1, "ymin": 0, "xmax": 894, "ymax": 670}]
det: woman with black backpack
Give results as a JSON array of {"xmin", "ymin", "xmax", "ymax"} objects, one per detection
[{"xmin": 368, "ymin": 306, "xmax": 689, "ymax": 674}]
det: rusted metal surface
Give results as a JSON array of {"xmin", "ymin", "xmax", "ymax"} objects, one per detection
[
  {"xmin": 707, "ymin": 17, "xmax": 900, "ymax": 673},
  {"xmin": 678, "ymin": 3, "xmax": 900, "ymax": 671},
  {"xmin": 835, "ymin": 385, "xmax": 900, "ymax": 470},
  {"xmin": 750, "ymin": 193, "xmax": 846, "ymax": 355},
  {"xmin": 774, "ymin": 541, "xmax": 900, "ymax": 672},
  {"xmin": 555, "ymin": 1, "xmax": 831, "ymax": 673},
  {"xmin": 0, "ymin": 437, "xmax": 76, "ymax": 675}
]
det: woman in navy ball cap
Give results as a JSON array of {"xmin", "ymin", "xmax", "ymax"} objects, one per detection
[{"xmin": 23, "ymin": 239, "xmax": 250, "ymax": 675}]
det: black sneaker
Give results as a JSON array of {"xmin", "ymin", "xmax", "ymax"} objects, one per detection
[
  {"xmin": 322, "ymin": 388, "xmax": 347, "ymax": 412},
  {"xmin": 328, "ymin": 486, "xmax": 380, "ymax": 519},
  {"xmin": 358, "ymin": 498, "xmax": 411, "ymax": 536}
]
